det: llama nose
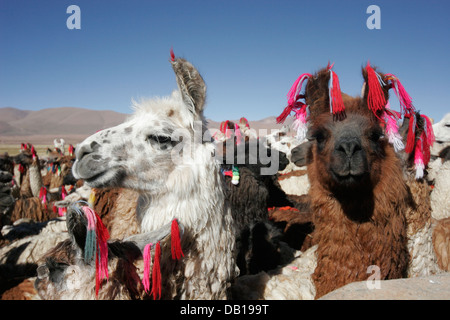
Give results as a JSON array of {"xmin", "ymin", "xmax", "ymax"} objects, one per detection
[
  {"xmin": 336, "ymin": 139, "xmax": 361, "ymax": 157},
  {"xmin": 75, "ymin": 141, "xmax": 100, "ymax": 160}
]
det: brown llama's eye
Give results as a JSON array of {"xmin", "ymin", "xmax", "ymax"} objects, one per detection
[{"xmin": 369, "ymin": 129, "xmax": 384, "ymax": 142}]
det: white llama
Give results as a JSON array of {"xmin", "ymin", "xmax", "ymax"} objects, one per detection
[{"xmin": 71, "ymin": 52, "xmax": 238, "ymax": 299}]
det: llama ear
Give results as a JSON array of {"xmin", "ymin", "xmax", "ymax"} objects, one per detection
[
  {"xmin": 304, "ymin": 67, "xmax": 334, "ymax": 122},
  {"xmin": 170, "ymin": 50, "xmax": 207, "ymax": 118},
  {"xmin": 66, "ymin": 205, "xmax": 88, "ymax": 252}
]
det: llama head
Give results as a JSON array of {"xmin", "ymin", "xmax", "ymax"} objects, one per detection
[
  {"xmin": 431, "ymin": 113, "xmax": 450, "ymax": 156},
  {"xmin": 72, "ymin": 53, "xmax": 210, "ymax": 193},
  {"xmin": 305, "ymin": 66, "xmax": 390, "ymax": 196}
]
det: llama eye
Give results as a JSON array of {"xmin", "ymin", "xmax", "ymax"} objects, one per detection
[
  {"xmin": 369, "ymin": 131, "xmax": 384, "ymax": 142},
  {"xmin": 146, "ymin": 135, "xmax": 171, "ymax": 144}
]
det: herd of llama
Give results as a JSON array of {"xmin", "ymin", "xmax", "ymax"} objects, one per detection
[{"xmin": 0, "ymin": 51, "xmax": 449, "ymax": 300}]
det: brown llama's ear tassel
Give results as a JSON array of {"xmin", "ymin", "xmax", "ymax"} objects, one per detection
[
  {"xmin": 327, "ymin": 65, "xmax": 345, "ymax": 117},
  {"xmin": 171, "ymin": 219, "xmax": 184, "ymax": 260},
  {"xmin": 365, "ymin": 62, "xmax": 386, "ymax": 113}
]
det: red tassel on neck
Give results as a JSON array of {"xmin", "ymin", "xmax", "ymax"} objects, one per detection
[
  {"xmin": 171, "ymin": 219, "xmax": 184, "ymax": 260},
  {"xmin": 366, "ymin": 62, "xmax": 386, "ymax": 113},
  {"xmin": 152, "ymin": 241, "xmax": 162, "ymax": 300}
]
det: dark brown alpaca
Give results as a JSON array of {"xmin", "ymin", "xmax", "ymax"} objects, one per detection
[{"xmin": 294, "ymin": 65, "xmax": 409, "ymax": 298}]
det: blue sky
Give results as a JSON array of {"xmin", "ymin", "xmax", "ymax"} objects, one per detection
[{"xmin": 1, "ymin": 0, "xmax": 449, "ymax": 122}]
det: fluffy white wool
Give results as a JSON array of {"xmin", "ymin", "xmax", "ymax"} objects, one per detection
[
  {"xmin": 431, "ymin": 160, "xmax": 450, "ymax": 220},
  {"xmin": 232, "ymin": 245, "xmax": 317, "ymax": 300}
]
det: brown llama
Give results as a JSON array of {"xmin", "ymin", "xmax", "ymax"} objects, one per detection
[{"xmin": 292, "ymin": 64, "xmax": 410, "ymax": 298}]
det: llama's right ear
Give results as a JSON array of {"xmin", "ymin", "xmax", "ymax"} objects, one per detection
[{"xmin": 170, "ymin": 50, "xmax": 207, "ymax": 118}]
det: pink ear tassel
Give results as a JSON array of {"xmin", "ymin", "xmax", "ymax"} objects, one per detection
[
  {"xmin": 142, "ymin": 243, "xmax": 153, "ymax": 294},
  {"xmin": 235, "ymin": 124, "xmax": 242, "ymax": 145},
  {"xmin": 287, "ymin": 73, "xmax": 311, "ymax": 106},
  {"xmin": 278, "ymin": 73, "xmax": 311, "ymax": 124},
  {"xmin": 385, "ymin": 74, "xmax": 415, "ymax": 116},
  {"xmin": 58, "ymin": 186, "xmax": 67, "ymax": 217},
  {"xmin": 292, "ymin": 105, "xmax": 309, "ymax": 141},
  {"xmin": 39, "ymin": 187, "xmax": 47, "ymax": 210},
  {"xmin": 414, "ymin": 137, "xmax": 425, "ymax": 179},
  {"xmin": 384, "ymin": 103, "xmax": 404, "ymax": 152}
]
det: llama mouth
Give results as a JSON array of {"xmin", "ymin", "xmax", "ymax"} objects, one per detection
[
  {"xmin": 332, "ymin": 171, "xmax": 367, "ymax": 186},
  {"xmin": 83, "ymin": 170, "xmax": 108, "ymax": 184}
]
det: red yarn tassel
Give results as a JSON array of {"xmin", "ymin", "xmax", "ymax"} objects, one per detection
[
  {"xmin": 152, "ymin": 242, "xmax": 162, "ymax": 300},
  {"xmin": 276, "ymin": 105, "xmax": 294, "ymax": 124},
  {"xmin": 366, "ymin": 62, "xmax": 386, "ymax": 113},
  {"xmin": 82, "ymin": 206, "xmax": 110, "ymax": 298},
  {"xmin": 170, "ymin": 47, "xmax": 175, "ymax": 62},
  {"xmin": 328, "ymin": 70, "xmax": 345, "ymax": 116},
  {"xmin": 171, "ymin": 219, "xmax": 184, "ymax": 260},
  {"xmin": 405, "ymin": 114, "xmax": 416, "ymax": 153}
]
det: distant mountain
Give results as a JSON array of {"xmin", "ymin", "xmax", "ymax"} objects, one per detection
[
  {"xmin": 0, "ymin": 107, "xmax": 290, "ymax": 145},
  {"xmin": 0, "ymin": 107, "xmax": 129, "ymax": 137}
]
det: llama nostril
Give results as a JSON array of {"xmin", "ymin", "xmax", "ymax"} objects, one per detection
[
  {"xmin": 76, "ymin": 141, "xmax": 100, "ymax": 160},
  {"xmin": 336, "ymin": 140, "xmax": 361, "ymax": 157}
]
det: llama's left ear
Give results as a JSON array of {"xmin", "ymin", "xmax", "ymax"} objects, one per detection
[{"xmin": 170, "ymin": 50, "xmax": 207, "ymax": 118}]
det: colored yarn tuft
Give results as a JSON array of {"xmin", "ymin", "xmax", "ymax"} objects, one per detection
[
  {"xmin": 414, "ymin": 138, "xmax": 425, "ymax": 179},
  {"xmin": 365, "ymin": 62, "xmax": 386, "ymax": 113},
  {"xmin": 328, "ymin": 69, "xmax": 345, "ymax": 116},
  {"xmin": 142, "ymin": 243, "xmax": 152, "ymax": 293},
  {"xmin": 292, "ymin": 105, "xmax": 309, "ymax": 141},
  {"xmin": 80, "ymin": 206, "xmax": 110, "ymax": 298},
  {"xmin": 58, "ymin": 186, "xmax": 67, "ymax": 216},
  {"xmin": 384, "ymin": 104, "xmax": 404, "ymax": 152},
  {"xmin": 170, "ymin": 47, "xmax": 175, "ymax": 62},
  {"xmin": 171, "ymin": 219, "xmax": 184, "ymax": 260},
  {"xmin": 385, "ymin": 73, "xmax": 415, "ymax": 116},
  {"xmin": 234, "ymin": 123, "xmax": 242, "ymax": 145},
  {"xmin": 39, "ymin": 187, "xmax": 47, "ymax": 210},
  {"xmin": 277, "ymin": 73, "xmax": 311, "ymax": 124},
  {"xmin": 151, "ymin": 242, "xmax": 162, "ymax": 300},
  {"xmin": 405, "ymin": 113, "xmax": 416, "ymax": 153}
]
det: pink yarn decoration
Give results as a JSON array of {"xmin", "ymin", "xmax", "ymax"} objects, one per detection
[
  {"xmin": 58, "ymin": 186, "xmax": 67, "ymax": 217},
  {"xmin": 82, "ymin": 206, "xmax": 110, "ymax": 297},
  {"xmin": 235, "ymin": 123, "xmax": 242, "ymax": 145},
  {"xmin": 277, "ymin": 73, "xmax": 311, "ymax": 124},
  {"xmin": 414, "ymin": 138, "xmax": 425, "ymax": 179},
  {"xmin": 384, "ymin": 73, "xmax": 415, "ymax": 116},
  {"xmin": 142, "ymin": 243, "xmax": 153, "ymax": 294},
  {"xmin": 384, "ymin": 103, "xmax": 404, "ymax": 152}
]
